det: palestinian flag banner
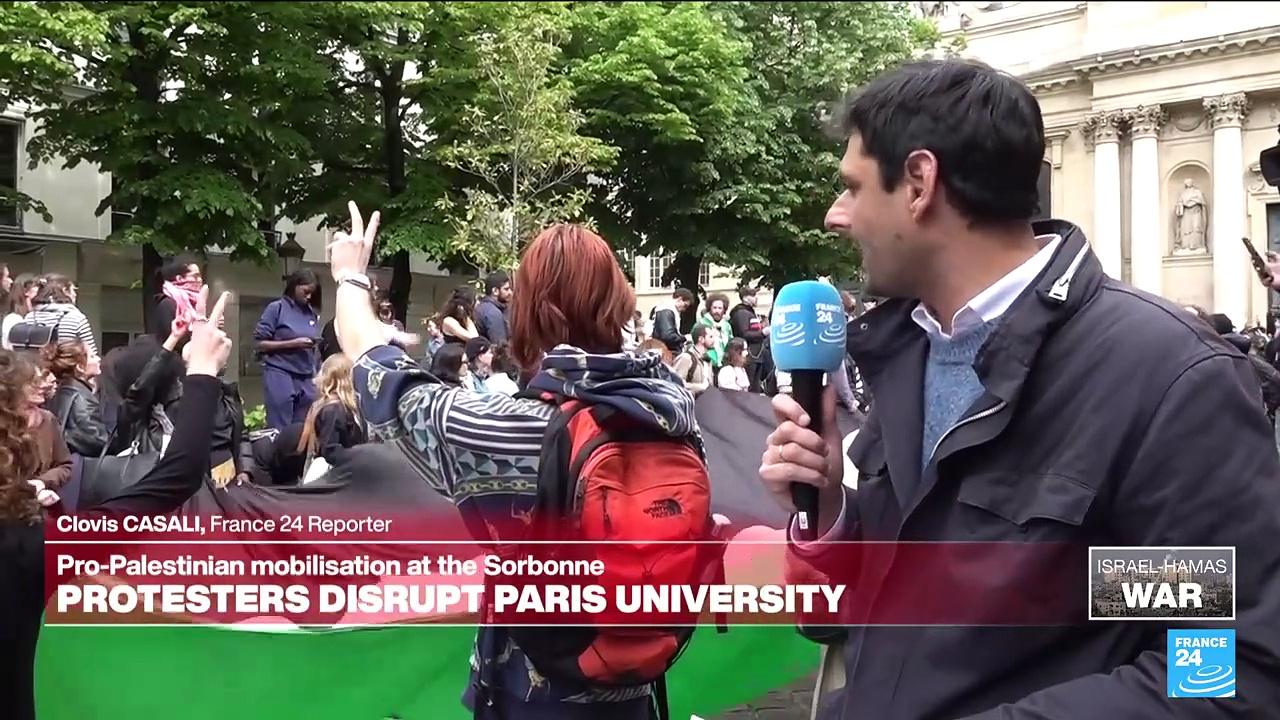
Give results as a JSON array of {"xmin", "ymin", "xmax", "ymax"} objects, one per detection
[{"xmin": 37, "ymin": 389, "xmax": 862, "ymax": 719}]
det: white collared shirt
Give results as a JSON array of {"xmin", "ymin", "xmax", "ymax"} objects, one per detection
[{"xmin": 910, "ymin": 234, "xmax": 1062, "ymax": 340}]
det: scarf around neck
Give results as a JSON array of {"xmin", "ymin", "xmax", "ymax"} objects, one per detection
[
  {"xmin": 162, "ymin": 281, "xmax": 201, "ymax": 325},
  {"xmin": 527, "ymin": 345, "xmax": 701, "ymax": 440}
]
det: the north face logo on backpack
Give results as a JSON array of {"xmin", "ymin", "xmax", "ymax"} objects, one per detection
[{"xmin": 644, "ymin": 498, "xmax": 683, "ymax": 519}]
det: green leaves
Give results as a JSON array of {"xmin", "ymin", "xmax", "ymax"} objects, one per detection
[
  {"xmin": 0, "ymin": 0, "xmax": 939, "ymax": 297},
  {"xmin": 437, "ymin": 5, "xmax": 615, "ymax": 273}
]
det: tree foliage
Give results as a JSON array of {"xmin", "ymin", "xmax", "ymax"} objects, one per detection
[
  {"xmin": 437, "ymin": 4, "xmax": 615, "ymax": 274},
  {"xmin": 562, "ymin": 1, "xmax": 755, "ymax": 294},
  {"xmin": 0, "ymin": 0, "xmax": 941, "ymax": 317}
]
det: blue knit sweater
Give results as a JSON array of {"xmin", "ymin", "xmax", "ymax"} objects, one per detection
[{"xmin": 920, "ymin": 320, "xmax": 999, "ymax": 478}]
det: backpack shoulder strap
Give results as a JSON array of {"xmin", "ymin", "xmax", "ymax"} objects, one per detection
[{"xmin": 531, "ymin": 397, "xmax": 592, "ymax": 536}]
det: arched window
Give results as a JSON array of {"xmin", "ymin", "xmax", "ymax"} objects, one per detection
[{"xmin": 1033, "ymin": 159, "xmax": 1052, "ymax": 221}]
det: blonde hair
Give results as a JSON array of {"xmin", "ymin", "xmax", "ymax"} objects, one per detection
[{"xmin": 297, "ymin": 354, "xmax": 358, "ymax": 457}]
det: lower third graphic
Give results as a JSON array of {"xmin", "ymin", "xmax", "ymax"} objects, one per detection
[{"xmin": 1167, "ymin": 629, "xmax": 1236, "ymax": 698}]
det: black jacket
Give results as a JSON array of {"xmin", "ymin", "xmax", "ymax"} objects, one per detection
[
  {"xmin": 729, "ymin": 303, "xmax": 765, "ymax": 354},
  {"xmin": 311, "ymin": 402, "xmax": 367, "ymax": 465},
  {"xmin": 651, "ymin": 304, "xmax": 685, "ymax": 353},
  {"xmin": 47, "ymin": 379, "xmax": 111, "ymax": 457},
  {"xmin": 115, "ymin": 348, "xmax": 183, "ymax": 454},
  {"xmin": 802, "ymin": 220, "xmax": 1280, "ymax": 719}
]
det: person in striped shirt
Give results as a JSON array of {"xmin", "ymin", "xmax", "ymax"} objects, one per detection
[
  {"xmin": 330, "ymin": 203, "xmax": 702, "ymax": 720},
  {"xmin": 25, "ymin": 275, "xmax": 97, "ymax": 356}
]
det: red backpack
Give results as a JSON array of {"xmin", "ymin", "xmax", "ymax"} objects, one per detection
[{"xmin": 504, "ymin": 395, "xmax": 725, "ymax": 713}]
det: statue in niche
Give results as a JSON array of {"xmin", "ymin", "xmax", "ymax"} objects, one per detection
[{"xmin": 1172, "ymin": 178, "xmax": 1208, "ymax": 254}]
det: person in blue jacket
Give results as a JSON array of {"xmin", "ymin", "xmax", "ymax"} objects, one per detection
[{"xmin": 254, "ymin": 269, "xmax": 321, "ymax": 430}]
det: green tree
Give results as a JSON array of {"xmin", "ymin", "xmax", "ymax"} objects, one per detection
[
  {"xmin": 707, "ymin": 1, "xmax": 938, "ymax": 289},
  {"xmin": 1, "ymin": 2, "xmax": 338, "ymax": 323},
  {"xmin": 562, "ymin": 1, "xmax": 756, "ymax": 300},
  {"xmin": 283, "ymin": 1, "xmax": 504, "ymax": 321},
  {"xmin": 437, "ymin": 4, "xmax": 615, "ymax": 274},
  {"xmin": 0, "ymin": 1, "xmax": 108, "ymax": 223}
]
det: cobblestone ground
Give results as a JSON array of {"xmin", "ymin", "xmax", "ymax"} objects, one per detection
[{"xmin": 712, "ymin": 674, "xmax": 815, "ymax": 720}]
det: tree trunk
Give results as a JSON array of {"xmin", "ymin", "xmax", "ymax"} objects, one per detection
[
  {"xmin": 667, "ymin": 252, "xmax": 704, "ymax": 334},
  {"xmin": 125, "ymin": 28, "xmax": 166, "ymax": 330},
  {"xmin": 141, "ymin": 243, "xmax": 163, "ymax": 329},
  {"xmin": 380, "ymin": 34, "xmax": 411, "ymax": 324}
]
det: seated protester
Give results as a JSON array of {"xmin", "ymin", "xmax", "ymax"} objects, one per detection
[
  {"xmin": 42, "ymin": 341, "xmax": 110, "ymax": 456},
  {"xmin": 672, "ymin": 324, "xmax": 715, "ymax": 396},
  {"xmin": 637, "ymin": 337, "xmax": 674, "ymax": 367},
  {"xmin": 330, "ymin": 209, "xmax": 706, "ymax": 720},
  {"xmin": 428, "ymin": 343, "xmax": 467, "ymax": 388},
  {"xmin": 248, "ymin": 423, "xmax": 306, "ymax": 486},
  {"xmin": 464, "ymin": 336, "xmax": 494, "ymax": 394},
  {"xmin": 23, "ymin": 274, "xmax": 98, "ymax": 355},
  {"xmin": 717, "ymin": 338, "xmax": 751, "ymax": 392},
  {"xmin": 296, "ymin": 354, "xmax": 366, "ymax": 468},
  {"xmin": 650, "ymin": 287, "xmax": 693, "ymax": 353},
  {"xmin": 0, "ymin": 290, "xmax": 232, "ymax": 720},
  {"xmin": 485, "ymin": 343, "xmax": 522, "ymax": 396}
]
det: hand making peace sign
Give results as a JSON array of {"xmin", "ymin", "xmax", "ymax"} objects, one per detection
[
  {"xmin": 185, "ymin": 285, "xmax": 233, "ymax": 377},
  {"xmin": 327, "ymin": 200, "xmax": 381, "ymax": 283}
]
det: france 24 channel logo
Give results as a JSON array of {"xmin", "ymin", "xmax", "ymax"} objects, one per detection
[{"xmin": 1167, "ymin": 629, "xmax": 1236, "ymax": 698}]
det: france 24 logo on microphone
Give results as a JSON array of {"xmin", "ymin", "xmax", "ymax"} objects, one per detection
[{"xmin": 1167, "ymin": 629, "xmax": 1235, "ymax": 698}]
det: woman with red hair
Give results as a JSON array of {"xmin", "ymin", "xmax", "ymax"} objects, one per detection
[{"xmin": 329, "ymin": 203, "xmax": 700, "ymax": 720}]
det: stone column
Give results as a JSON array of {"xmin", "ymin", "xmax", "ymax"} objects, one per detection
[
  {"xmin": 1127, "ymin": 105, "xmax": 1167, "ymax": 295},
  {"xmin": 1082, "ymin": 111, "xmax": 1126, "ymax": 278},
  {"xmin": 1205, "ymin": 92, "xmax": 1250, "ymax": 324}
]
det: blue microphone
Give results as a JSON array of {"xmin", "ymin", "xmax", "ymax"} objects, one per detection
[{"xmin": 770, "ymin": 281, "xmax": 848, "ymax": 541}]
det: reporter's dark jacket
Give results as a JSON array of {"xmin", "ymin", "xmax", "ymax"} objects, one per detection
[
  {"xmin": 47, "ymin": 379, "xmax": 110, "ymax": 456},
  {"xmin": 798, "ymin": 220, "xmax": 1280, "ymax": 719}
]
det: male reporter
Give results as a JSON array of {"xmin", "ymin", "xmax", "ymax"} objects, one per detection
[{"xmin": 759, "ymin": 59, "xmax": 1280, "ymax": 719}]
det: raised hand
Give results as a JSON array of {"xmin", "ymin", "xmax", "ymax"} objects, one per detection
[
  {"xmin": 1266, "ymin": 252, "xmax": 1280, "ymax": 291},
  {"xmin": 327, "ymin": 200, "xmax": 380, "ymax": 282},
  {"xmin": 186, "ymin": 286, "xmax": 233, "ymax": 377}
]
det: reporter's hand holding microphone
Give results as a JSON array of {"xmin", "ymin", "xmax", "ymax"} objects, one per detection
[{"xmin": 758, "ymin": 281, "xmax": 849, "ymax": 541}]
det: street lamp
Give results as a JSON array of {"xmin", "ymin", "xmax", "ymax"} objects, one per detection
[{"xmin": 276, "ymin": 232, "xmax": 305, "ymax": 279}]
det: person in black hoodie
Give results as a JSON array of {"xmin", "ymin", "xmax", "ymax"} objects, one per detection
[{"xmin": 729, "ymin": 286, "xmax": 768, "ymax": 392}]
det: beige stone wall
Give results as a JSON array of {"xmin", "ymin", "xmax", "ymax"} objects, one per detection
[{"xmin": 942, "ymin": 1, "xmax": 1280, "ymax": 325}]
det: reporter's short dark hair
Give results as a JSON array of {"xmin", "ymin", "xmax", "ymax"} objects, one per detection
[
  {"xmin": 833, "ymin": 59, "xmax": 1045, "ymax": 225},
  {"xmin": 673, "ymin": 288, "xmax": 695, "ymax": 304},
  {"xmin": 690, "ymin": 324, "xmax": 708, "ymax": 343}
]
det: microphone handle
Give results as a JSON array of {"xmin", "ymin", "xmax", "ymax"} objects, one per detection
[{"xmin": 789, "ymin": 369, "xmax": 824, "ymax": 542}]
